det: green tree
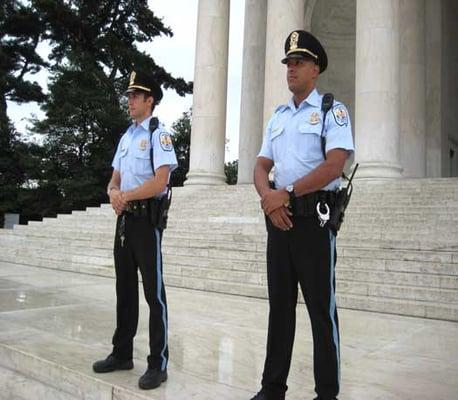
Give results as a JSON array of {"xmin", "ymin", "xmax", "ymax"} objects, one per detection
[
  {"xmin": 29, "ymin": 0, "xmax": 193, "ymax": 214},
  {"xmin": 170, "ymin": 109, "xmax": 191, "ymax": 186},
  {"xmin": 225, "ymin": 160, "xmax": 238, "ymax": 185},
  {"xmin": 0, "ymin": 1, "xmax": 47, "ymax": 225}
]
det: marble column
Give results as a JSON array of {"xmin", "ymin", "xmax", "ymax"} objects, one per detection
[
  {"xmin": 400, "ymin": 0, "xmax": 426, "ymax": 177},
  {"xmin": 355, "ymin": 0, "xmax": 403, "ymax": 178},
  {"xmin": 263, "ymin": 0, "xmax": 305, "ymax": 131},
  {"xmin": 237, "ymin": 0, "xmax": 267, "ymax": 184},
  {"xmin": 425, "ymin": 0, "xmax": 443, "ymax": 178},
  {"xmin": 185, "ymin": 0, "xmax": 230, "ymax": 185}
]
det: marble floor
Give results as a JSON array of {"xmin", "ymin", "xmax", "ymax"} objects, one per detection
[{"xmin": 0, "ymin": 261, "xmax": 457, "ymax": 400}]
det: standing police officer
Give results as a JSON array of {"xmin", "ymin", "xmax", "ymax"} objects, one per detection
[
  {"xmin": 251, "ymin": 31, "xmax": 354, "ymax": 400},
  {"xmin": 93, "ymin": 71, "xmax": 177, "ymax": 391}
]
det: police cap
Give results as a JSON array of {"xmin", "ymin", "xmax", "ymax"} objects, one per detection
[
  {"xmin": 126, "ymin": 70, "xmax": 163, "ymax": 104},
  {"xmin": 281, "ymin": 30, "xmax": 328, "ymax": 73}
]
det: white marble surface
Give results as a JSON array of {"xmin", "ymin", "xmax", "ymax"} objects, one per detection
[
  {"xmin": 263, "ymin": 0, "xmax": 304, "ymax": 131},
  {"xmin": 355, "ymin": 0, "xmax": 403, "ymax": 178},
  {"xmin": 425, "ymin": 0, "xmax": 443, "ymax": 178},
  {"xmin": 0, "ymin": 262, "xmax": 457, "ymax": 399},
  {"xmin": 400, "ymin": 0, "xmax": 426, "ymax": 177},
  {"xmin": 186, "ymin": 0, "xmax": 229, "ymax": 186},
  {"xmin": 237, "ymin": 0, "xmax": 267, "ymax": 184}
]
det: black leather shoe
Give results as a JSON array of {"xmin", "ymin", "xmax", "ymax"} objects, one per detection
[
  {"xmin": 92, "ymin": 354, "xmax": 133, "ymax": 373},
  {"xmin": 250, "ymin": 393, "xmax": 268, "ymax": 400},
  {"xmin": 251, "ymin": 391, "xmax": 283, "ymax": 400},
  {"xmin": 138, "ymin": 367, "xmax": 168, "ymax": 390}
]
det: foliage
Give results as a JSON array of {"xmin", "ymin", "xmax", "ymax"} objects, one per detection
[
  {"xmin": 224, "ymin": 159, "xmax": 238, "ymax": 185},
  {"xmin": 170, "ymin": 109, "xmax": 191, "ymax": 186}
]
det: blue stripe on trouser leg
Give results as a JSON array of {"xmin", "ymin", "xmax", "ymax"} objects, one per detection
[
  {"xmin": 329, "ymin": 230, "xmax": 340, "ymax": 390},
  {"xmin": 155, "ymin": 228, "xmax": 168, "ymax": 371}
]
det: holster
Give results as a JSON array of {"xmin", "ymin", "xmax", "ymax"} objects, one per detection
[
  {"xmin": 148, "ymin": 196, "xmax": 170, "ymax": 230},
  {"xmin": 327, "ymin": 188, "xmax": 349, "ymax": 235}
]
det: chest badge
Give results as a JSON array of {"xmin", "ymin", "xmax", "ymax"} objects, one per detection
[
  {"xmin": 309, "ymin": 112, "xmax": 320, "ymax": 125},
  {"xmin": 139, "ymin": 139, "xmax": 148, "ymax": 151}
]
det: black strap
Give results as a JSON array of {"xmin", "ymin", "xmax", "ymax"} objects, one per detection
[
  {"xmin": 320, "ymin": 93, "xmax": 359, "ymax": 185},
  {"xmin": 320, "ymin": 93, "xmax": 334, "ymax": 160},
  {"xmin": 149, "ymin": 117, "xmax": 159, "ymax": 173},
  {"xmin": 148, "ymin": 117, "xmax": 172, "ymax": 196}
]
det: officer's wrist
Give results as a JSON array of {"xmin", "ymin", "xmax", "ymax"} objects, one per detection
[
  {"xmin": 121, "ymin": 191, "xmax": 132, "ymax": 202},
  {"xmin": 107, "ymin": 186, "xmax": 119, "ymax": 196},
  {"xmin": 281, "ymin": 189, "xmax": 290, "ymax": 205}
]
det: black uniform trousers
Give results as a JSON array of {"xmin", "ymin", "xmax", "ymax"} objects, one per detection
[
  {"xmin": 111, "ymin": 214, "xmax": 169, "ymax": 371},
  {"xmin": 261, "ymin": 215, "xmax": 340, "ymax": 400}
]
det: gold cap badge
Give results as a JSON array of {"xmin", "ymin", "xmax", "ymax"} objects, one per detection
[
  {"xmin": 129, "ymin": 71, "xmax": 136, "ymax": 86},
  {"xmin": 289, "ymin": 31, "xmax": 299, "ymax": 51}
]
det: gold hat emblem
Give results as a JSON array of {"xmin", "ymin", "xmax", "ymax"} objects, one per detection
[
  {"xmin": 129, "ymin": 71, "xmax": 136, "ymax": 86},
  {"xmin": 290, "ymin": 31, "xmax": 299, "ymax": 51}
]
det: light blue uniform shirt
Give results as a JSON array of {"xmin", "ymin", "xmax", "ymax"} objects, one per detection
[
  {"xmin": 258, "ymin": 88, "xmax": 354, "ymax": 191},
  {"xmin": 112, "ymin": 115, "xmax": 178, "ymax": 195}
]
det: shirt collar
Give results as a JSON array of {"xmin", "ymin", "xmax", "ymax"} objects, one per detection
[
  {"xmin": 287, "ymin": 88, "xmax": 320, "ymax": 111},
  {"xmin": 129, "ymin": 115, "xmax": 153, "ymax": 134}
]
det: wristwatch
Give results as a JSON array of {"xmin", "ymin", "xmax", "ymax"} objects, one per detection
[{"xmin": 285, "ymin": 184, "xmax": 295, "ymax": 205}]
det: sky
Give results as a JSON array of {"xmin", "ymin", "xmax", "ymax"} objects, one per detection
[{"xmin": 7, "ymin": 0, "xmax": 245, "ymax": 162}]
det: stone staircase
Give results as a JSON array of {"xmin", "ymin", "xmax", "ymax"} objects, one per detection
[{"xmin": 0, "ymin": 179, "xmax": 457, "ymax": 321}]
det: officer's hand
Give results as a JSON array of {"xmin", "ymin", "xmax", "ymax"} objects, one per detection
[
  {"xmin": 269, "ymin": 206, "xmax": 293, "ymax": 231},
  {"xmin": 262, "ymin": 189, "xmax": 289, "ymax": 215},
  {"xmin": 110, "ymin": 189, "xmax": 125, "ymax": 215}
]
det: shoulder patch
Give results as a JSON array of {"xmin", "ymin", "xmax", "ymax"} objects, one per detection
[
  {"xmin": 159, "ymin": 132, "xmax": 173, "ymax": 151},
  {"xmin": 332, "ymin": 104, "xmax": 348, "ymax": 127}
]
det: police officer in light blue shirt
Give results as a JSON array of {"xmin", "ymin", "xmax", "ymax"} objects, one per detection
[
  {"xmin": 259, "ymin": 89, "xmax": 353, "ymax": 193},
  {"xmin": 111, "ymin": 112, "xmax": 177, "ymax": 195},
  {"xmin": 251, "ymin": 31, "xmax": 354, "ymax": 400},
  {"xmin": 93, "ymin": 71, "xmax": 177, "ymax": 391}
]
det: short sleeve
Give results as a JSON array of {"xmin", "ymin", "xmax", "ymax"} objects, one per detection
[
  {"xmin": 153, "ymin": 129, "xmax": 178, "ymax": 173},
  {"xmin": 111, "ymin": 135, "xmax": 125, "ymax": 171},
  {"xmin": 324, "ymin": 103, "xmax": 354, "ymax": 155},
  {"xmin": 257, "ymin": 117, "xmax": 274, "ymax": 160}
]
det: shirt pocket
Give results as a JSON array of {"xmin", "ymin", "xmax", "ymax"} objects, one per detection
[
  {"xmin": 119, "ymin": 147, "xmax": 128, "ymax": 158},
  {"xmin": 295, "ymin": 123, "xmax": 323, "ymax": 161},
  {"xmin": 270, "ymin": 124, "xmax": 285, "ymax": 141},
  {"xmin": 270, "ymin": 123, "xmax": 286, "ymax": 160},
  {"xmin": 132, "ymin": 148, "xmax": 152, "ymax": 177}
]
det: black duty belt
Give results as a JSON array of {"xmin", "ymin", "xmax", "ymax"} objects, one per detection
[
  {"xmin": 124, "ymin": 199, "xmax": 150, "ymax": 217},
  {"xmin": 291, "ymin": 190, "xmax": 336, "ymax": 217}
]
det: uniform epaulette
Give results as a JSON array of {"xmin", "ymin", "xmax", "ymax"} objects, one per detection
[{"xmin": 274, "ymin": 104, "xmax": 287, "ymax": 113}]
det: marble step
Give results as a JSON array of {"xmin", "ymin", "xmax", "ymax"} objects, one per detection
[
  {"xmin": 33, "ymin": 213, "xmax": 458, "ymax": 230},
  {"xmin": 0, "ymin": 364, "xmax": 79, "ymax": 400},
  {"xmin": 2, "ymin": 254, "xmax": 455, "ymax": 321},
  {"xmin": 165, "ymin": 254, "xmax": 458, "ymax": 289},
  {"xmin": 2, "ymin": 239, "xmax": 456, "ymax": 289},
  {"xmin": 0, "ymin": 252, "xmax": 115, "ymax": 279},
  {"xmin": 164, "ymin": 274, "xmax": 457, "ymax": 321},
  {"xmin": 14, "ymin": 221, "xmax": 458, "ymax": 243},
  {"xmin": 0, "ymin": 343, "xmax": 170, "ymax": 400},
  {"xmin": 2, "ymin": 228, "xmax": 457, "ymax": 267},
  {"xmin": 40, "ymin": 206, "xmax": 458, "ymax": 220},
  {"xmin": 337, "ymin": 293, "xmax": 457, "ymax": 321},
  {"xmin": 45, "ymin": 200, "xmax": 458, "ymax": 214},
  {"xmin": 3, "ymin": 249, "xmax": 455, "ymax": 305}
]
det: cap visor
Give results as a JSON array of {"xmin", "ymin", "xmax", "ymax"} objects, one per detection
[{"xmin": 281, "ymin": 54, "xmax": 307, "ymax": 64}]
